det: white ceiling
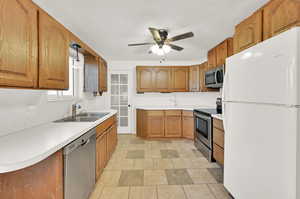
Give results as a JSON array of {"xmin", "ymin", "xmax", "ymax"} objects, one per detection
[{"xmin": 33, "ymin": 0, "xmax": 268, "ymax": 62}]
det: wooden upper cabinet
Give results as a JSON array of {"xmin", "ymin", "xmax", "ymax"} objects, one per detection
[
  {"xmin": 38, "ymin": 11, "xmax": 69, "ymax": 89},
  {"xmin": 136, "ymin": 67, "xmax": 154, "ymax": 92},
  {"xmin": 189, "ymin": 65, "xmax": 200, "ymax": 92},
  {"xmin": 99, "ymin": 57, "xmax": 108, "ymax": 92},
  {"xmin": 207, "ymin": 48, "xmax": 217, "ymax": 69},
  {"xmin": 171, "ymin": 67, "xmax": 189, "ymax": 92},
  {"xmin": 153, "ymin": 67, "xmax": 171, "ymax": 92},
  {"xmin": 216, "ymin": 38, "xmax": 233, "ymax": 66},
  {"xmin": 263, "ymin": 0, "xmax": 300, "ymax": 40},
  {"xmin": 0, "ymin": 0, "xmax": 38, "ymax": 88},
  {"xmin": 233, "ymin": 11, "xmax": 263, "ymax": 54}
]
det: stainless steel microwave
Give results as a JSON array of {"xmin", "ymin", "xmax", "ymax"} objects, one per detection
[{"xmin": 205, "ymin": 65, "xmax": 224, "ymax": 88}]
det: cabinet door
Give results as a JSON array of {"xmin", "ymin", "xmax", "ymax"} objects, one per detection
[
  {"xmin": 39, "ymin": 11, "xmax": 69, "ymax": 89},
  {"xmin": 171, "ymin": 67, "xmax": 189, "ymax": 92},
  {"xmin": 106, "ymin": 126, "xmax": 114, "ymax": 159},
  {"xmin": 207, "ymin": 48, "xmax": 217, "ymax": 69},
  {"xmin": 99, "ymin": 57, "xmax": 108, "ymax": 92},
  {"xmin": 0, "ymin": 0, "xmax": 38, "ymax": 88},
  {"xmin": 165, "ymin": 111, "xmax": 182, "ymax": 138},
  {"xmin": 216, "ymin": 41, "xmax": 228, "ymax": 66},
  {"xmin": 182, "ymin": 111, "xmax": 194, "ymax": 139},
  {"xmin": 263, "ymin": 0, "xmax": 300, "ymax": 40},
  {"xmin": 189, "ymin": 66, "xmax": 200, "ymax": 92},
  {"xmin": 147, "ymin": 111, "xmax": 165, "ymax": 138},
  {"xmin": 233, "ymin": 11, "xmax": 263, "ymax": 54},
  {"xmin": 153, "ymin": 67, "xmax": 171, "ymax": 92},
  {"xmin": 112, "ymin": 123, "xmax": 118, "ymax": 150},
  {"xmin": 136, "ymin": 67, "xmax": 154, "ymax": 92},
  {"xmin": 96, "ymin": 133, "xmax": 107, "ymax": 180},
  {"xmin": 0, "ymin": 150, "xmax": 63, "ymax": 199}
]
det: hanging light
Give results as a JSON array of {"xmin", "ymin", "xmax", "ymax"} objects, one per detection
[
  {"xmin": 71, "ymin": 43, "xmax": 81, "ymax": 62},
  {"xmin": 150, "ymin": 44, "xmax": 171, "ymax": 56}
]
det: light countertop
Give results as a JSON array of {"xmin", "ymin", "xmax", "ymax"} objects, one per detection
[
  {"xmin": 212, "ymin": 114, "xmax": 223, "ymax": 120},
  {"xmin": 135, "ymin": 105, "xmax": 215, "ymax": 111},
  {"xmin": 0, "ymin": 109, "xmax": 117, "ymax": 173}
]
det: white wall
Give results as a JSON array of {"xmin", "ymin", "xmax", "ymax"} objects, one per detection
[
  {"xmin": 108, "ymin": 60, "xmax": 221, "ymax": 133},
  {"xmin": 0, "ymin": 53, "xmax": 107, "ymax": 137}
]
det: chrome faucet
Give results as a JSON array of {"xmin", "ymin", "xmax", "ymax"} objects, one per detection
[{"xmin": 72, "ymin": 104, "xmax": 82, "ymax": 119}]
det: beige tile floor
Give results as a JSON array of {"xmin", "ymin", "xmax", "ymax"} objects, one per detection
[{"xmin": 89, "ymin": 134, "xmax": 231, "ymax": 199}]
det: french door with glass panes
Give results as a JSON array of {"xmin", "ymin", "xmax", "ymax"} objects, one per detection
[{"xmin": 110, "ymin": 72, "xmax": 131, "ymax": 134}]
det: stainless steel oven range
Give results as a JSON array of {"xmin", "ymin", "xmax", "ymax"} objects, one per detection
[{"xmin": 193, "ymin": 108, "xmax": 217, "ymax": 162}]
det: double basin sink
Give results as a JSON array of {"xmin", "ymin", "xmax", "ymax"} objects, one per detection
[{"xmin": 54, "ymin": 112, "xmax": 109, "ymax": 123}]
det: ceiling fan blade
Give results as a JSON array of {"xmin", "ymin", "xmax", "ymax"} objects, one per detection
[
  {"xmin": 169, "ymin": 44, "xmax": 184, "ymax": 51},
  {"xmin": 128, "ymin": 42, "xmax": 154, "ymax": 46},
  {"xmin": 168, "ymin": 32, "xmax": 194, "ymax": 42},
  {"xmin": 149, "ymin": 27, "xmax": 162, "ymax": 42}
]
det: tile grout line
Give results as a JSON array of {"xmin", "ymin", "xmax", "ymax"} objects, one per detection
[
  {"xmin": 181, "ymin": 185, "xmax": 189, "ymax": 199},
  {"xmin": 207, "ymin": 183, "xmax": 218, "ymax": 199}
]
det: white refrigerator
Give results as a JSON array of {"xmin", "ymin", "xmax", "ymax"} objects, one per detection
[{"xmin": 223, "ymin": 27, "xmax": 300, "ymax": 199}]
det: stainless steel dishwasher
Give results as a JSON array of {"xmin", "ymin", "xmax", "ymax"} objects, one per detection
[{"xmin": 64, "ymin": 128, "xmax": 96, "ymax": 199}]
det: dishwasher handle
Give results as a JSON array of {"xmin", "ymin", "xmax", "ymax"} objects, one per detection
[
  {"xmin": 81, "ymin": 138, "xmax": 90, "ymax": 147},
  {"xmin": 64, "ymin": 128, "xmax": 96, "ymax": 155}
]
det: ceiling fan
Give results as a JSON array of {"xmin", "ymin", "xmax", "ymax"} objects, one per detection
[{"xmin": 128, "ymin": 27, "xmax": 194, "ymax": 55}]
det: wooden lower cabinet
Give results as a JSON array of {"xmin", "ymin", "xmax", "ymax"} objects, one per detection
[
  {"xmin": 96, "ymin": 115, "xmax": 117, "ymax": 180},
  {"xmin": 182, "ymin": 111, "xmax": 194, "ymax": 139},
  {"xmin": 165, "ymin": 111, "xmax": 182, "ymax": 138},
  {"xmin": 96, "ymin": 133, "xmax": 107, "ymax": 180},
  {"xmin": 147, "ymin": 111, "xmax": 165, "ymax": 138},
  {"xmin": 136, "ymin": 109, "xmax": 195, "ymax": 139},
  {"xmin": 212, "ymin": 118, "xmax": 224, "ymax": 166},
  {"xmin": 213, "ymin": 143, "xmax": 224, "ymax": 165},
  {"xmin": 0, "ymin": 150, "xmax": 63, "ymax": 199}
]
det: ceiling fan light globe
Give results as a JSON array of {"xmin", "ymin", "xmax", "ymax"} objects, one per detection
[
  {"xmin": 162, "ymin": 45, "xmax": 171, "ymax": 53},
  {"xmin": 150, "ymin": 44, "xmax": 159, "ymax": 54}
]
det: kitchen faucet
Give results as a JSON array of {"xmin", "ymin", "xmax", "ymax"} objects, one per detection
[
  {"xmin": 169, "ymin": 94, "xmax": 178, "ymax": 107},
  {"xmin": 72, "ymin": 103, "xmax": 82, "ymax": 119}
]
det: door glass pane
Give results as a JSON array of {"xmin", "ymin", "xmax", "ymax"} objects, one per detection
[
  {"xmin": 111, "ymin": 85, "xmax": 119, "ymax": 95},
  {"xmin": 111, "ymin": 74, "xmax": 119, "ymax": 84},
  {"xmin": 120, "ymin": 96, "xmax": 128, "ymax": 105},
  {"xmin": 120, "ymin": 74, "xmax": 128, "ymax": 84},
  {"xmin": 119, "ymin": 117, "xmax": 128, "ymax": 127},
  {"xmin": 111, "ymin": 96, "xmax": 119, "ymax": 106},
  {"xmin": 120, "ymin": 85, "xmax": 128, "ymax": 95},
  {"xmin": 120, "ymin": 106, "xmax": 128, "ymax": 116}
]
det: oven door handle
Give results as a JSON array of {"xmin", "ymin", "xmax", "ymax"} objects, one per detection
[{"xmin": 194, "ymin": 113, "xmax": 211, "ymax": 121}]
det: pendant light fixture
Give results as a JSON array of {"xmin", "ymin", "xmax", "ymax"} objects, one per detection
[{"xmin": 71, "ymin": 43, "xmax": 81, "ymax": 62}]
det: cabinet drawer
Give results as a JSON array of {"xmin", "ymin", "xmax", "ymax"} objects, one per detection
[
  {"xmin": 213, "ymin": 143, "xmax": 224, "ymax": 166},
  {"xmin": 213, "ymin": 127, "xmax": 224, "ymax": 148},
  {"xmin": 96, "ymin": 115, "xmax": 117, "ymax": 137},
  {"xmin": 147, "ymin": 110, "xmax": 165, "ymax": 116},
  {"xmin": 182, "ymin": 110, "xmax": 193, "ymax": 117},
  {"xmin": 165, "ymin": 110, "xmax": 182, "ymax": 116},
  {"xmin": 213, "ymin": 118, "xmax": 224, "ymax": 131}
]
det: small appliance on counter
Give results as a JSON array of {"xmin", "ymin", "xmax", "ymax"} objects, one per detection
[
  {"xmin": 216, "ymin": 97, "xmax": 222, "ymax": 114},
  {"xmin": 205, "ymin": 65, "xmax": 224, "ymax": 88},
  {"xmin": 193, "ymin": 108, "xmax": 217, "ymax": 162}
]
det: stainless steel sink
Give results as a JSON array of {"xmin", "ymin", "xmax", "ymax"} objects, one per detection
[{"xmin": 54, "ymin": 112, "xmax": 109, "ymax": 123}]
